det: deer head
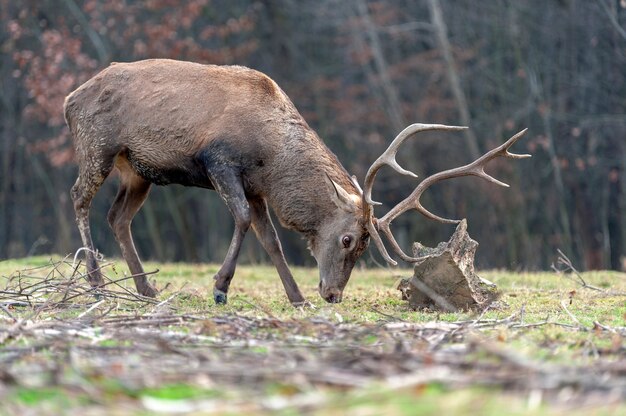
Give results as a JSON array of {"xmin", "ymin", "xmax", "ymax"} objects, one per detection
[
  {"xmin": 311, "ymin": 124, "xmax": 529, "ymax": 304},
  {"xmin": 309, "ymin": 175, "xmax": 370, "ymax": 303}
]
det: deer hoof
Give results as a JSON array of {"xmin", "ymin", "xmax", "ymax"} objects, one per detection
[
  {"xmin": 213, "ymin": 289, "xmax": 228, "ymax": 305},
  {"xmin": 139, "ymin": 284, "xmax": 158, "ymax": 298}
]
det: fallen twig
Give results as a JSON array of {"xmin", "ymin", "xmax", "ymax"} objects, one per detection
[
  {"xmin": 552, "ymin": 249, "xmax": 603, "ymax": 292},
  {"xmin": 559, "ymin": 299, "xmax": 584, "ymax": 328}
]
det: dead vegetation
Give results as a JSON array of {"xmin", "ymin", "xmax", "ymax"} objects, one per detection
[{"xmin": 1, "ymin": 257, "xmax": 626, "ymax": 414}]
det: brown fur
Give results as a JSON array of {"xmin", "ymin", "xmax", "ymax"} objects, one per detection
[{"xmin": 65, "ymin": 59, "xmax": 366, "ymax": 304}]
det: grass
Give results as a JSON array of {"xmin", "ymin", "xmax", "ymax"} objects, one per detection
[
  {"xmin": 139, "ymin": 259, "xmax": 626, "ymax": 330},
  {"xmin": 1, "ymin": 255, "xmax": 625, "ymax": 415}
]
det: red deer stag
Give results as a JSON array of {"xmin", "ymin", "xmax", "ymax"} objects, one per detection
[{"xmin": 64, "ymin": 59, "xmax": 529, "ymax": 305}]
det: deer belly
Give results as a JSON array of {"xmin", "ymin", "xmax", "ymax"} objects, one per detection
[{"xmin": 126, "ymin": 150, "xmax": 212, "ymax": 188}]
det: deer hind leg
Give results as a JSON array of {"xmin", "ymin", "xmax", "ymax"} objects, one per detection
[
  {"xmin": 70, "ymin": 158, "xmax": 113, "ymax": 288},
  {"xmin": 249, "ymin": 197, "xmax": 305, "ymax": 305},
  {"xmin": 107, "ymin": 165, "xmax": 157, "ymax": 298},
  {"xmin": 210, "ymin": 169, "xmax": 251, "ymax": 305}
]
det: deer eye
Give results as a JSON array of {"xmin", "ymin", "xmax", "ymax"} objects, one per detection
[{"xmin": 341, "ymin": 235, "xmax": 352, "ymax": 248}]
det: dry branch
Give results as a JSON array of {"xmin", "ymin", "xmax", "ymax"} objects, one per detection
[{"xmin": 552, "ymin": 249, "xmax": 604, "ymax": 292}]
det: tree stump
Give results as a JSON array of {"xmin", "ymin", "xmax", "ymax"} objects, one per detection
[{"xmin": 397, "ymin": 219, "xmax": 498, "ymax": 311}]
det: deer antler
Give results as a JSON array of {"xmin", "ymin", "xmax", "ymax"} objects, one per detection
[
  {"xmin": 363, "ymin": 126, "xmax": 530, "ymax": 266},
  {"xmin": 362, "ymin": 124, "xmax": 467, "ymax": 265},
  {"xmin": 363, "ymin": 124, "xmax": 467, "ymax": 207}
]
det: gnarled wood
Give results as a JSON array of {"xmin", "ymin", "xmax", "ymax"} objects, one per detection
[{"xmin": 398, "ymin": 220, "xmax": 498, "ymax": 311}]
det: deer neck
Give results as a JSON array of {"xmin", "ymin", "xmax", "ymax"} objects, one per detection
[{"xmin": 263, "ymin": 133, "xmax": 360, "ymax": 236}]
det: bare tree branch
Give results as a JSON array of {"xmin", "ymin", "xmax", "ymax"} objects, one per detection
[
  {"xmin": 598, "ymin": 0, "xmax": 626, "ymax": 41},
  {"xmin": 61, "ymin": 0, "xmax": 109, "ymax": 62}
]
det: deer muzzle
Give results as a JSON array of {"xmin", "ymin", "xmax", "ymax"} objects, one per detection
[{"xmin": 318, "ymin": 281, "xmax": 343, "ymax": 304}]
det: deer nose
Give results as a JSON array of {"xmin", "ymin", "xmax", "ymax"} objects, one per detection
[
  {"xmin": 325, "ymin": 292, "xmax": 342, "ymax": 303},
  {"xmin": 320, "ymin": 285, "xmax": 343, "ymax": 303}
]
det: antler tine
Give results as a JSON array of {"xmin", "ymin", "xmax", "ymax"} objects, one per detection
[
  {"xmin": 375, "ymin": 128, "xmax": 530, "ymax": 263},
  {"xmin": 414, "ymin": 201, "xmax": 461, "ymax": 224},
  {"xmin": 363, "ymin": 124, "xmax": 467, "ymax": 207},
  {"xmin": 461, "ymin": 128, "xmax": 531, "ymax": 188},
  {"xmin": 365, "ymin": 219, "xmax": 398, "ymax": 266},
  {"xmin": 351, "ymin": 175, "xmax": 363, "ymax": 194},
  {"xmin": 376, "ymin": 220, "xmax": 420, "ymax": 263},
  {"xmin": 502, "ymin": 128, "xmax": 531, "ymax": 159},
  {"xmin": 366, "ymin": 214, "xmax": 443, "ymax": 264}
]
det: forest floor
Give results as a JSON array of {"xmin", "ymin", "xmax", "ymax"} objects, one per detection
[{"xmin": 0, "ymin": 255, "xmax": 625, "ymax": 415}]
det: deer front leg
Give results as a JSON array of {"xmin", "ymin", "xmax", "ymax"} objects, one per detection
[
  {"xmin": 210, "ymin": 169, "xmax": 251, "ymax": 305},
  {"xmin": 249, "ymin": 197, "xmax": 306, "ymax": 306}
]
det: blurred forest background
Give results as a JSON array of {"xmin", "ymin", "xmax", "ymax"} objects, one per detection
[{"xmin": 1, "ymin": 0, "xmax": 625, "ymax": 271}]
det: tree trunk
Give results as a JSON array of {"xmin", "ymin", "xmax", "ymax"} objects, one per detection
[
  {"xmin": 608, "ymin": 166, "xmax": 623, "ymax": 270},
  {"xmin": 427, "ymin": 0, "xmax": 480, "ymax": 159},
  {"xmin": 355, "ymin": 0, "xmax": 406, "ymax": 133}
]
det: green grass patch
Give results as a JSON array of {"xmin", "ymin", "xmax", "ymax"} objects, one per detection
[
  {"xmin": 139, "ymin": 383, "xmax": 221, "ymax": 400},
  {"xmin": 14, "ymin": 387, "xmax": 66, "ymax": 405}
]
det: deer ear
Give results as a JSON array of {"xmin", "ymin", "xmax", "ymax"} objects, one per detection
[{"xmin": 325, "ymin": 174, "xmax": 359, "ymax": 213}]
